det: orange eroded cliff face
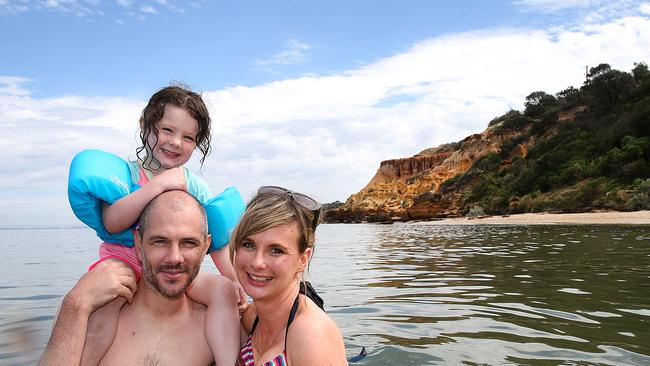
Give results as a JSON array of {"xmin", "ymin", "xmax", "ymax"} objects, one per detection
[{"xmin": 328, "ymin": 126, "xmax": 527, "ymax": 222}]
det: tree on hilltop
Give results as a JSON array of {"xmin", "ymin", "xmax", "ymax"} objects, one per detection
[
  {"xmin": 632, "ymin": 62, "xmax": 649, "ymax": 82},
  {"xmin": 524, "ymin": 91, "xmax": 558, "ymax": 117}
]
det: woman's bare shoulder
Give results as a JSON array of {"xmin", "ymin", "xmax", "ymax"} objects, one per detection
[{"xmin": 286, "ymin": 300, "xmax": 347, "ymax": 365}]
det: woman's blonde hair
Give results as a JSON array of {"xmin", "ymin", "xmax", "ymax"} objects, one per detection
[{"xmin": 230, "ymin": 190, "xmax": 320, "ymax": 260}]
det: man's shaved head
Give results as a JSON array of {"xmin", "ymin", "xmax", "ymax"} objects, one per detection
[
  {"xmin": 137, "ymin": 190, "xmax": 208, "ymax": 237},
  {"xmin": 135, "ymin": 190, "xmax": 210, "ymax": 299}
]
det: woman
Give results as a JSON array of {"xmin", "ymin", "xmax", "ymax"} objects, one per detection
[{"xmin": 232, "ymin": 186, "xmax": 348, "ymax": 366}]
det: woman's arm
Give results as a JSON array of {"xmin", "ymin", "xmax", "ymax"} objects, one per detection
[{"xmin": 102, "ymin": 167, "xmax": 186, "ymax": 233}]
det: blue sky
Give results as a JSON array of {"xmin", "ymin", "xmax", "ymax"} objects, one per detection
[
  {"xmin": 3, "ymin": 0, "xmax": 520, "ymax": 97},
  {"xmin": 1, "ymin": 0, "xmax": 649, "ymax": 227}
]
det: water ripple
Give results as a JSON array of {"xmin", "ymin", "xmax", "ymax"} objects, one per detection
[{"xmin": 2, "ymin": 224, "xmax": 650, "ymax": 365}]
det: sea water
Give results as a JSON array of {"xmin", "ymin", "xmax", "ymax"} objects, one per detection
[{"xmin": 1, "ymin": 224, "xmax": 649, "ymax": 365}]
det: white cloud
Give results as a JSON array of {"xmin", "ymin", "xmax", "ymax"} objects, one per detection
[
  {"xmin": 150, "ymin": 0, "xmax": 184, "ymax": 13},
  {"xmin": 0, "ymin": 0, "xmax": 102, "ymax": 16},
  {"xmin": 116, "ymin": 0, "xmax": 132, "ymax": 7},
  {"xmin": 43, "ymin": 0, "xmax": 77, "ymax": 9},
  {"xmin": 513, "ymin": 0, "xmax": 647, "ymax": 27},
  {"xmin": 0, "ymin": 0, "xmax": 187, "ymax": 17},
  {"xmin": 189, "ymin": 1, "xmax": 205, "ymax": 9},
  {"xmin": 201, "ymin": 15, "xmax": 650, "ymax": 203},
  {"xmin": 255, "ymin": 39, "xmax": 313, "ymax": 71},
  {"xmin": 640, "ymin": 2, "xmax": 650, "ymax": 14},
  {"xmin": 0, "ymin": 76, "xmax": 32, "ymax": 96},
  {"xmin": 140, "ymin": 5, "xmax": 157, "ymax": 14},
  {"xmin": 0, "ymin": 2, "xmax": 29, "ymax": 14},
  {"xmin": 514, "ymin": 0, "xmax": 597, "ymax": 12},
  {"xmin": 1, "ymin": 14, "xmax": 650, "ymax": 227}
]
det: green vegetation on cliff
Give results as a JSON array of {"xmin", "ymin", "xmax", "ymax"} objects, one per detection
[{"xmin": 447, "ymin": 62, "xmax": 650, "ymax": 214}]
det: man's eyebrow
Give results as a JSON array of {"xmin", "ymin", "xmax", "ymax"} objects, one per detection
[
  {"xmin": 181, "ymin": 236, "xmax": 201, "ymax": 241},
  {"xmin": 181, "ymin": 235, "xmax": 205, "ymax": 242},
  {"xmin": 144, "ymin": 234, "xmax": 204, "ymax": 243},
  {"xmin": 147, "ymin": 235, "xmax": 167, "ymax": 241}
]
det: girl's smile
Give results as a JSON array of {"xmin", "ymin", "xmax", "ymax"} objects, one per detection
[{"xmin": 146, "ymin": 105, "xmax": 198, "ymax": 172}]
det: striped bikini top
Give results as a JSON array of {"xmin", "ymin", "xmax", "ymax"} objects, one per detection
[
  {"xmin": 238, "ymin": 282, "xmax": 324, "ymax": 366},
  {"xmin": 239, "ymin": 335, "xmax": 287, "ymax": 366}
]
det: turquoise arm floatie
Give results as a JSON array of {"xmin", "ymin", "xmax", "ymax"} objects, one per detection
[
  {"xmin": 205, "ymin": 187, "xmax": 245, "ymax": 253},
  {"xmin": 68, "ymin": 149, "xmax": 245, "ymax": 251},
  {"xmin": 67, "ymin": 149, "xmax": 135, "ymax": 246}
]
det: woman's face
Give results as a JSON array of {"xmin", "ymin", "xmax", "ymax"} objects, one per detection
[{"xmin": 235, "ymin": 222, "xmax": 311, "ymax": 301}]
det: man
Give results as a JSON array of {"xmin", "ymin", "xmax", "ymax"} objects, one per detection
[{"xmin": 39, "ymin": 190, "xmax": 238, "ymax": 365}]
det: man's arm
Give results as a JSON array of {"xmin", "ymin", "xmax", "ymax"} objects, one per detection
[{"xmin": 38, "ymin": 260, "xmax": 136, "ymax": 366}]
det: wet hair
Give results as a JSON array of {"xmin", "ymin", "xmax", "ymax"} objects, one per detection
[
  {"xmin": 230, "ymin": 190, "xmax": 321, "ymax": 260},
  {"xmin": 136, "ymin": 84, "xmax": 211, "ymax": 171},
  {"xmin": 137, "ymin": 190, "xmax": 208, "ymax": 237}
]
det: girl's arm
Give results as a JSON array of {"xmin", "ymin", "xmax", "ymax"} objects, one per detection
[
  {"xmin": 209, "ymin": 246, "xmax": 248, "ymax": 312},
  {"xmin": 102, "ymin": 167, "xmax": 186, "ymax": 233},
  {"xmin": 187, "ymin": 273, "xmax": 240, "ymax": 366}
]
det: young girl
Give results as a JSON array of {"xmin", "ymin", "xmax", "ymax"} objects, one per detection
[{"xmin": 80, "ymin": 85, "xmax": 245, "ymax": 366}]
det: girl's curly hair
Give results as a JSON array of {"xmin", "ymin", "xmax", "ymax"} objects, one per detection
[{"xmin": 136, "ymin": 84, "xmax": 211, "ymax": 170}]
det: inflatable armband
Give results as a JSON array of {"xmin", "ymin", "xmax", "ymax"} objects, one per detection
[
  {"xmin": 68, "ymin": 149, "xmax": 135, "ymax": 246},
  {"xmin": 205, "ymin": 187, "xmax": 245, "ymax": 253},
  {"xmin": 68, "ymin": 149, "xmax": 245, "ymax": 251}
]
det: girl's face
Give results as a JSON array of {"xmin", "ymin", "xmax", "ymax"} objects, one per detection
[
  {"xmin": 146, "ymin": 105, "xmax": 198, "ymax": 171},
  {"xmin": 235, "ymin": 222, "xmax": 311, "ymax": 302}
]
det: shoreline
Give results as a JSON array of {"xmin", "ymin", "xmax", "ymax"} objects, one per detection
[{"xmin": 412, "ymin": 210, "xmax": 650, "ymax": 225}]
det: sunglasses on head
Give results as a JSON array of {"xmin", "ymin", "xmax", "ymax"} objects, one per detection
[{"xmin": 257, "ymin": 186, "xmax": 322, "ymax": 229}]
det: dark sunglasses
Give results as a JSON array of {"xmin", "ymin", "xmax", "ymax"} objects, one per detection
[{"xmin": 257, "ymin": 186, "xmax": 322, "ymax": 229}]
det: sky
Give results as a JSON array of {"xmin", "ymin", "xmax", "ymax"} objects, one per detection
[{"xmin": 1, "ymin": 0, "xmax": 649, "ymax": 228}]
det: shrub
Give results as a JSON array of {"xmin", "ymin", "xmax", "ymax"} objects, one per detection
[
  {"xmin": 625, "ymin": 178, "xmax": 650, "ymax": 210},
  {"xmin": 466, "ymin": 205, "xmax": 486, "ymax": 218}
]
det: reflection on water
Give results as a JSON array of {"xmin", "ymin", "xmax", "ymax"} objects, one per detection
[
  {"xmin": 0, "ymin": 227, "xmax": 98, "ymax": 366},
  {"xmin": 311, "ymin": 224, "xmax": 650, "ymax": 365},
  {"xmin": 1, "ymin": 224, "xmax": 649, "ymax": 365}
]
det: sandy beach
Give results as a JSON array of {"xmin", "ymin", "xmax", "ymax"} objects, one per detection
[{"xmin": 417, "ymin": 210, "xmax": 650, "ymax": 225}]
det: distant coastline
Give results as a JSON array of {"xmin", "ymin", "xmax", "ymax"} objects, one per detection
[
  {"xmin": 0, "ymin": 225, "xmax": 86, "ymax": 230},
  {"xmin": 414, "ymin": 210, "xmax": 650, "ymax": 225}
]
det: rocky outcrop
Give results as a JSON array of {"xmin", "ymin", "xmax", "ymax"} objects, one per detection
[{"xmin": 326, "ymin": 125, "xmax": 529, "ymax": 223}]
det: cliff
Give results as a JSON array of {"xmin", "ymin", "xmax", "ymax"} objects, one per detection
[
  {"xmin": 325, "ymin": 63, "xmax": 650, "ymax": 223},
  {"xmin": 327, "ymin": 126, "xmax": 528, "ymax": 222}
]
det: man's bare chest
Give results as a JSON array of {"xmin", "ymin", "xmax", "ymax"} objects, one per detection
[{"xmin": 99, "ymin": 310, "xmax": 212, "ymax": 365}]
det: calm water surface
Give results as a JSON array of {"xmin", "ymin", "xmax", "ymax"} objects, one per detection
[{"xmin": 1, "ymin": 224, "xmax": 649, "ymax": 365}]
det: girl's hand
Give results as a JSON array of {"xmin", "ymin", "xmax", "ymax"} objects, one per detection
[
  {"xmin": 234, "ymin": 281, "xmax": 249, "ymax": 314},
  {"xmin": 152, "ymin": 166, "xmax": 187, "ymax": 192}
]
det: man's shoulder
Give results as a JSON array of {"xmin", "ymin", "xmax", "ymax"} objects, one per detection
[{"xmin": 188, "ymin": 296, "xmax": 208, "ymax": 313}]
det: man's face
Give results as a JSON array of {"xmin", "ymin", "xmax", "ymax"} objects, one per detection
[{"xmin": 135, "ymin": 201, "xmax": 209, "ymax": 298}]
